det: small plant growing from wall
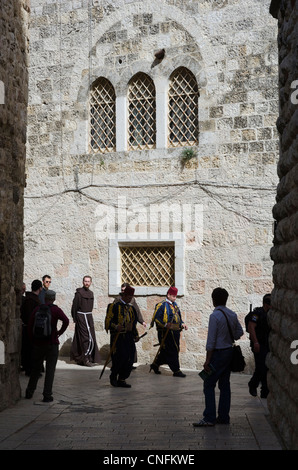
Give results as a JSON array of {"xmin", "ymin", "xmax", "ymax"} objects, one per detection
[{"xmin": 180, "ymin": 148, "xmax": 197, "ymax": 167}]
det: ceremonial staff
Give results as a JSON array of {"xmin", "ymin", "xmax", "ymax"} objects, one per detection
[
  {"xmin": 99, "ymin": 330, "xmax": 120, "ymax": 380},
  {"xmin": 100, "ymin": 330, "xmax": 147, "ymax": 379},
  {"xmin": 139, "ymin": 332, "xmax": 148, "ymax": 340}
]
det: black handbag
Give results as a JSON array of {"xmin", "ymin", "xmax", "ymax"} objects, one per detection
[{"xmin": 219, "ymin": 309, "xmax": 246, "ymax": 372}]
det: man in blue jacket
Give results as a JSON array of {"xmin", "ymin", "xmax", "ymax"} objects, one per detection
[{"xmin": 150, "ymin": 286, "xmax": 188, "ymax": 377}]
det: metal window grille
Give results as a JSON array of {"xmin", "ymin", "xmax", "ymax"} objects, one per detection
[
  {"xmin": 128, "ymin": 73, "xmax": 156, "ymax": 150},
  {"xmin": 90, "ymin": 77, "xmax": 116, "ymax": 153},
  {"xmin": 168, "ymin": 67, "xmax": 199, "ymax": 147},
  {"xmin": 120, "ymin": 245, "xmax": 175, "ymax": 286}
]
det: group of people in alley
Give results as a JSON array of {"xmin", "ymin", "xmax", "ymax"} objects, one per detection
[{"xmin": 20, "ymin": 274, "xmax": 271, "ymax": 426}]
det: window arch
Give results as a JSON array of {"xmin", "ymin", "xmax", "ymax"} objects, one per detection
[
  {"xmin": 90, "ymin": 77, "xmax": 116, "ymax": 153},
  {"xmin": 128, "ymin": 73, "xmax": 156, "ymax": 150},
  {"xmin": 168, "ymin": 67, "xmax": 199, "ymax": 147}
]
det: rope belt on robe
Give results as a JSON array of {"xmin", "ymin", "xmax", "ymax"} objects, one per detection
[{"xmin": 77, "ymin": 311, "xmax": 94, "ymax": 356}]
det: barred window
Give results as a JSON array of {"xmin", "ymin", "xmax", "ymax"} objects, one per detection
[
  {"xmin": 90, "ymin": 77, "xmax": 116, "ymax": 153},
  {"xmin": 128, "ymin": 73, "xmax": 156, "ymax": 150},
  {"xmin": 168, "ymin": 67, "xmax": 199, "ymax": 147},
  {"xmin": 120, "ymin": 245, "xmax": 175, "ymax": 287}
]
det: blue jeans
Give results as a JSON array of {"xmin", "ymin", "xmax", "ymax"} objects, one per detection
[{"xmin": 203, "ymin": 348, "xmax": 233, "ymax": 424}]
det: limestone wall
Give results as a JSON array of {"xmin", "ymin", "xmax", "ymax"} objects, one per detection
[
  {"xmin": 268, "ymin": 0, "xmax": 298, "ymax": 450},
  {"xmin": 24, "ymin": 0, "xmax": 278, "ymax": 371},
  {"xmin": 0, "ymin": 0, "xmax": 30, "ymax": 411}
]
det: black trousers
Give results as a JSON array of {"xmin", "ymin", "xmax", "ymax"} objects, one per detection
[
  {"xmin": 21, "ymin": 325, "xmax": 32, "ymax": 374},
  {"xmin": 110, "ymin": 333, "xmax": 136, "ymax": 381},
  {"xmin": 249, "ymin": 344, "xmax": 269, "ymax": 396},
  {"xmin": 155, "ymin": 329, "xmax": 181, "ymax": 373},
  {"xmin": 26, "ymin": 343, "xmax": 59, "ymax": 399}
]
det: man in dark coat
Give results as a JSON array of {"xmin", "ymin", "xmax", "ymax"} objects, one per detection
[
  {"xmin": 25, "ymin": 290, "xmax": 69, "ymax": 402},
  {"xmin": 105, "ymin": 285, "xmax": 139, "ymax": 387},
  {"xmin": 247, "ymin": 293, "xmax": 271, "ymax": 398},
  {"xmin": 70, "ymin": 275, "xmax": 100, "ymax": 367},
  {"xmin": 114, "ymin": 282, "xmax": 147, "ymax": 368},
  {"xmin": 20, "ymin": 279, "xmax": 42, "ymax": 375}
]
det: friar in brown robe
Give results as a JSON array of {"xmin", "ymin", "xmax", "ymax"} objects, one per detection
[{"xmin": 70, "ymin": 276, "xmax": 100, "ymax": 367}]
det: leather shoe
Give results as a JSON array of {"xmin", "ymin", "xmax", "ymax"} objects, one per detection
[
  {"xmin": 173, "ymin": 371, "xmax": 186, "ymax": 377},
  {"xmin": 42, "ymin": 396, "xmax": 53, "ymax": 402},
  {"xmin": 25, "ymin": 389, "xmax": 33, "ymax": 399},
  {"xmin": 248, "ymin": 383, "xmax": 257, "ymax": 397},
  {"xmin": 117, "ymin": 380, "xmax": 131, "ymax": 388},
  {"xmin": 150, "ymin": 363, "xmax": 161, "ymax": 374},
  {"xmin": 110, "ymin": 375, "xmax": 118, "ymax": 387}
]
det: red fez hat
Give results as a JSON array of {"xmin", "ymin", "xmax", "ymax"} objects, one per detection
[
  {"xmin": 167, "ymin": 286, "xmax": 178, "ymax": 296},
  {"xmin": 123, "ymin": 286, "xmax": 135, "ymax": 296}
]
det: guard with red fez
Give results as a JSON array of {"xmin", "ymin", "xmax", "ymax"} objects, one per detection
[
  {"xmin": 150, "ymin": 286, "xmax": 188, "ymax": 377},
  {"xmin": 105, "ymin": 285, "xmax": 139, "ymax": 388}
]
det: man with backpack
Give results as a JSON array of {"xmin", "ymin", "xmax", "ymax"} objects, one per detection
[
  {"xmin": 25, "ymin": 290, "xmax": 69, "ymax": 402},
  {"xmin": 247, "ymin": 293, "xmax": 271, "ymax": 398}
]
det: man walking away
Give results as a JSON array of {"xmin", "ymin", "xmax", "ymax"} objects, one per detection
[{"xmin": 25, "ymin": 290, "xmax": 69, "ymax": 402}]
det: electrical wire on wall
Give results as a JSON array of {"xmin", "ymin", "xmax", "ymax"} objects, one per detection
[{"xmin": 24, "ymin": 177, "xmax": 276, "ymax": 229}]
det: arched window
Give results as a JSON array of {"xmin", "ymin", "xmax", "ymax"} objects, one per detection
[
  {"xmin": 90, "ymin": 77, "xmax": 116, "ymax": 153},
  {"xmin": 128, "ymin": 73, "xmax": 156, "ymax": 150},
  {"xmin": 168, "ymin": 67, "xmax": 199, "ymax": 147}
]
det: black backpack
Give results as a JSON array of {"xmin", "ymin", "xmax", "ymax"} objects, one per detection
[
  {"xmin": 245, "ymin": 304, "xmax": 253, "ymax": 332},
  {"xmin": 33, "ymin": 304, "xmax": 52, "ymax": 339}
]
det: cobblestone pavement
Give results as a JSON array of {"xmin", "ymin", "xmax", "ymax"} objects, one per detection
[{"xmin": 0, "ymin": 359, "xmax": 284, "ymax": 454}]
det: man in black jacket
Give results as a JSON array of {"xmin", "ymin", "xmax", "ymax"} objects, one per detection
[
  {"xmin": 247, "ymin": 294, "xmax": 271, "ymax": 398},
  {"xmin": 20, "ymin": 279, "xmax": 42, "ymax": 375},
  {"xmin": 25, "ymin": 290, "xmax": 69, "ymax": 402}
]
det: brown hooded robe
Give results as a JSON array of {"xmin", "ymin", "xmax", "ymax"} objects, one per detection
[{"xmin": 70, "ymin": 287, "xmax": 100, "ymax": 365}]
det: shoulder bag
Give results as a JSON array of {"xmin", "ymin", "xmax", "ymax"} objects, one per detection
[{"xmin": 219, "ymin": 309, "xmax": 246, "ymax": 373}]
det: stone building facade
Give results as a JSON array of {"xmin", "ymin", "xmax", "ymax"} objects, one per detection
[
  {"xmin": 23, "ymin": 0, "xmax": 279, "ymax": 370},
  {"xmin": 268, "ymin": 0, "xmax": 298, "ymax": 450},
  {"xmin": 0, "ymin": 0, "xmax": 30, "ymax": 411}
]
